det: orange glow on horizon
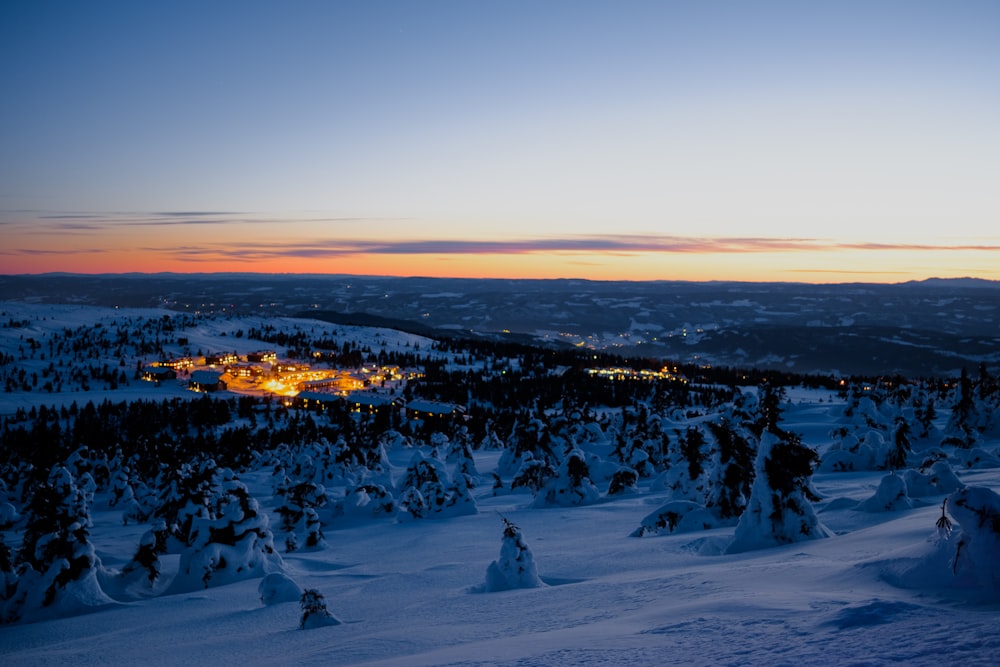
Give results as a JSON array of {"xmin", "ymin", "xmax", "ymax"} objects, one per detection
[{"xmin": 4, "ymin": 246, "xmax": 1000, "ymax": 284}]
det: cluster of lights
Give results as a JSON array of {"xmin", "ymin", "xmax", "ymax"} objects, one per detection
[{"xmin": 585, "ymin": 366, "xmax": 687, "ymax": 383}]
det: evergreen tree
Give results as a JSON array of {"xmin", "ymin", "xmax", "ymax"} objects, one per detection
[
  {"xmin": 705, "ymin": 419, "xmax": 756, "ymax": 520},
  {"xmin": 944, "ymin": 367, "xmax": 980, "ymax": 449},
  {"xmin": 726, "ymin": 429, "xmax": 830, "ymax": 554},
  {"xmin": 885, "ymin": 416, "xmax": 912, "ymax": 470},
  {"xmin": 482, "ymin": 517, "xmax": 544, "ymax": 592},
  {"xmin": 299, "ymin": 588, "xmax": 341, "ymax": 629},
  {"xmin": 7, "ymin": 466, "xmax": 110, "ymax": 620}
]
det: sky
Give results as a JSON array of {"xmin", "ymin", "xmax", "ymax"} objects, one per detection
[{"xmin": 2, "ymin": 0, "xmax": 999, "ymax": 282}]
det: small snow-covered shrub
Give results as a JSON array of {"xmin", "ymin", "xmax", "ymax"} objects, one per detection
[
  {"xmin": 902, "ymin": 461, "xmax": 962, "ymax": 498},
  {"xmin": 299, "ymin": 588, "xmax": 341, "ymax": 629},
  {"xmin": 856, "ymin": 473, "xmax": 913, "ymax": 513},
  {"xmin": 631, "ymin": 500, "xmax": 719, "ymax": 537},
  {"xmin": 119, "ymin": 520, "xmax": 169, "ymax": 587},
  {"xmin": 607, "ymin": 467, "xmax": 639, "ymax": 496},
  {"xmin": 329, "ymin": 484, "xmax": 396, "ymax": 527},
  {"xmin": 951, "ymin": 447, "xmax": 1000, "ymax": 470}
]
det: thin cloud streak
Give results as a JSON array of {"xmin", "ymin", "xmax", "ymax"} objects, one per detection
[
  {"xmin": 7, "ymin": 234, "xmax": 1000, "ymax": 262},
  {"xmin": 146, "ymin": 235, "xmax": 1000, "ymax": 261},
  {"xmin": 6, "ymin": 210, "xmax": 406, "ymax": 231}
]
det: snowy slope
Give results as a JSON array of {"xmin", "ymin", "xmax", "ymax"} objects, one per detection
[{"xmin": 1, "ymin": 303, "xmax": 999, "ymax": 665}]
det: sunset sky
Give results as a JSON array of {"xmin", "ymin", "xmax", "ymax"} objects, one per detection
[{"xmin": 2, "ymin": 1, "xmax": 998, "ymax": 282}]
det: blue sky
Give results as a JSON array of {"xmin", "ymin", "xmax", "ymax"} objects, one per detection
[{"xmin": 2, "ymin": 1, "xmax": 998, "ymax": 280}]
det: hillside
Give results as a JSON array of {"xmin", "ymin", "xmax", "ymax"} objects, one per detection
[{"xmin": 0, "ymin": 302, "xmax": 999, "ymax": 665}]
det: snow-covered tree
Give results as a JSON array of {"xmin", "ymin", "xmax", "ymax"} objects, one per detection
[
  {"xmin": 274, "ymin": 480, "xmax": 328, "ymax": 552},
  {"xmin": 943, "ymin": 368, "xmax": 981, "ymax": 449},
  {"xmin": 946, "ymin": 486, "xmax": 1000, "ymax": 590},
  {"xmin": 726, "ymin": 430, "xmax": 830, "ymax": 554},
  {"xmin": 119, "ymin": 519, "xmax": 169, "ymax": 588},
  {"xmin": 884, "ymin": 416, "xmax": 912, "ymax": 470},
  {"xmin": 395, "ymin": 451, "xmax": 477, "ymax": 519},
  {"xmin": 510, "ymin": 454, "xmax": 557, "ymax": 494},
  {"xmin": 704, "ymin": 419, "xmax": 756, "ymax": 520},
  {"xmin": 532, "ymin": 449, "xmax": 600, "ymax": 508},
  {"xmin": 607, "ymin": 466, "xmax": 639, "ymax": 496},
  {"xmin": 328, "ymin": 484, "xmax": 396, "ymax": 527},
  {"xmin": 5, "ymin": 466, "xmax": 112, "ymax": 622},
  {"xmin": 856, "ymin": 473, "xmax": 913, "ymax": 513},
  {"xmin": 299, "ymin": 588, "xmax": 341, "ymax": 629},
  {"xmin": 482, "ymin": 517, "xmax": 545, "ymax": 592},
  {"xmin": 170, "ymin": 470, "xmax": 283, "ymax": 591},
  {"xmin": 659, "ymin": 426, "xmax": 710, "ymax": 503}
]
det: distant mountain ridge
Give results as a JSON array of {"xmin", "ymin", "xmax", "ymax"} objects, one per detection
[{"xmin": 2, "ymin": 273, "xmax": 998, "ymax": 377}]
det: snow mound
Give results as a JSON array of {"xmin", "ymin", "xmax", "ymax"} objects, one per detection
[{"xmin": 856, "ymin": 473, "xmax": 913, "ymax": 513}]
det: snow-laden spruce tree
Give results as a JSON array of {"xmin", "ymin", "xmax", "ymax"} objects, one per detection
[
  {"xmin": 396, "ymin": 451, "xmax": 477, "ymax": 519},
  {"xmin": 300, "ymin": 588, "xmax": 341, "ymax": 629},
  {"xmin": 943, "ymin": 367, "xmax": 982, "ymax": 449},
  {"xmin": 274, "ymin": 480, "xmax": 328, "ymax": 552},
  {"xmin": 481, "ymin": 517, "xmax": 545, "ymax": 592},
  {"xmin": 658, "ymin": 426, "xmax": 710, "ymax": 503},
  {"xmin": 704, "ymin": 419, "xmax": 756, "ymax": 521},
  {"xmin": 726, "ymin": 429, "xmax": 831, "ymax": 554},
  {"xmin": 119, "ymin": 519, "xmax": 169, "ymax": 589},
  {"xmin": 170, "ymin": 469, "xmax": 283, "ymax": 592},
  {"xmin": 532, "ymin": 449, "xmax": 600, "ymax": 508},
  {"xmin": 4, "ymin": 466, "xmax": 113, "ymax": 623},
  {"xmin": 152, "ymin": 458, "xmax": 219, "ymax": 549}
]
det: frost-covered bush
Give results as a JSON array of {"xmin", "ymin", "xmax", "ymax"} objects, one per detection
[
  {"xmin": 481, "ymin": 517, "xmax": 545, "ymax": 592},
  {"xmin": 951, "ymin": 447, "xmax": 1000, "ymax": 470}
]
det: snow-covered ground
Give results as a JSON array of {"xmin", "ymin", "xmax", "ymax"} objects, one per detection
[
  {"xmin": 1, "ymin": 303, "xmax": 999, "ymax": 665},
  {"xmin": 3, "ymin": 432, "xmax": 999, "ymax": 664}
]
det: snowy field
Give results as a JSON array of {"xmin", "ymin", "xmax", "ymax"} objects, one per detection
[
  {"xmin": 4, "ymin": 409, "xmax": 999, "ymax": 665},
  {"xmin": 1, "ymin": 303, "xmax": 999, "ymax": 665}
]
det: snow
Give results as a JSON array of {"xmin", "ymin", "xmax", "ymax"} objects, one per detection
[
  {"xmin": 3, "ymin": 450, "xmax": 998, "ymax": 664},
  {"xmin": 2, "ymin": 302, "xmax": 1000, "ymax": 665}
]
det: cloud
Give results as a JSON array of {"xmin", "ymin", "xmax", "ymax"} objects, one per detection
[
  {"xmin": 4, "ymin": 210, "xmax": 393, "ymax": 232},
  {"xmin": 143, "ymin": 235, "xmax": 1000, "ymax": 263},
  {"xmin": 7, "ymin": 232, "xmax": 999, "ymax": 264}
]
